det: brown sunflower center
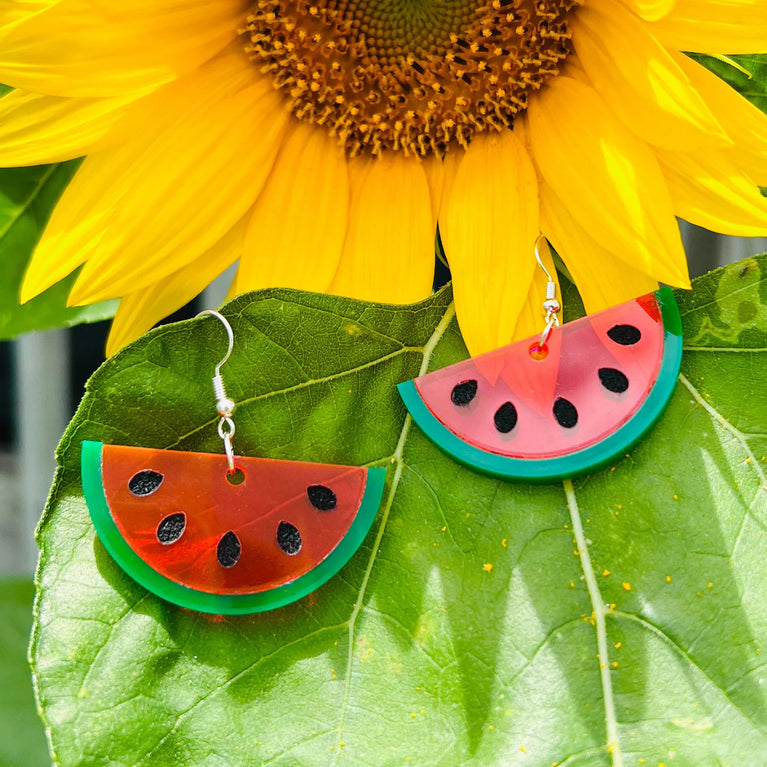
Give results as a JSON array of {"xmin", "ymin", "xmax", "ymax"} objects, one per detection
[{"xmin": 244, "ymin": 0, "xmax": 577, "ymax": 158}]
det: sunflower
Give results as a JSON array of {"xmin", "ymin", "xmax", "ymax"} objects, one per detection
[{"xmin": 2, "ymin": 0, "xmax": 767, "ymax": 356}]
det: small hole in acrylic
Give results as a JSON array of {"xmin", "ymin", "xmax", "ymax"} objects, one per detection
[{"xmin": 226, "ymin": 467, "xmax": 245, "ymax": 486}]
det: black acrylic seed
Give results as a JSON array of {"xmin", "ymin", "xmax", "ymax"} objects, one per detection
[
  {"xmin": 226, "ymin": 467, "xmax": 245, "ymax": 486},
  {"xmin": 217, "ymin": 531, "xmax": 241, "ymax": 568},
  {"xmin": 156, "ymin": 513, "xmax": 186, "ymax": 545},
  {"xmin": 277, "ymin": 521, "xmax": 302, "ymax": 556},
  {"xmin": 607, "ymin": 324, "xmax": 641, "ymax": 346},
  {"xmin": 307, "ymin": 484, "xmax": 337, "ymax": 511},
  {"xmin": 599, "ymin": 367, "xmax": 629, "ymax": 393},
  {"xmin": 128, "ymin": 469, "xmax": 163, "ymax": 497},
  {"xmin": 494, "ymin": 401, "xmax": 518, "ymax": 433},
  {"xmin": 553, "ymin": 397, "xmax": 578, "ymax": 428},
  {"xmin": 451, "ymin": 379, "xmax": 478, "ymax": 406}
]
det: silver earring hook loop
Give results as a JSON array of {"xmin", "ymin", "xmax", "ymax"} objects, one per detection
[
  {"xmin": 197, "ymin": 309, "xmax": 234, "ymax": 378},
  {"xmin": 533, "ymin": 236, "xmax": 561, "ymax": 348},
  {"xmin": 534, "ymin": 234, "xmax": 554, "ymax": 284},
  {"xmin": 196, "ymin": 309, "xmax": 237, "ymax": 473}
]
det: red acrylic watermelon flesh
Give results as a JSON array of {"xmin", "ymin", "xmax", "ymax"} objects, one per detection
[
  {"xmin": 82, "ymin": 441, "xmax": 385, "ymax": 613},
  {"xmin": 398, "ymin": 290, "xmax": 682, "ymax": 480}
]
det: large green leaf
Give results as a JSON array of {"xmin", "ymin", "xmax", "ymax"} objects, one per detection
[
  {"xmin": 694, "ymin": 53, "xmax": 767, "ymax": 113},
  {"xmin": 33, "ymin": 257, "xmax": 767, "ymax": 765},
  {"xmin": 0, "ymin": 161, "xmax": 117, "ymax": 340},
  {"xmin": 0, "ymin": 578, "xmax": 50, "ymax": 766}
]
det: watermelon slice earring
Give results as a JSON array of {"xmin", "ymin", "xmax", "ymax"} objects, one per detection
[
  {"xmin": 398, "ymin": 237, "xmax": 683, "ymax": 482},
  {"xmin": 80, "ymin": 310, "xmax": 386, "ymax": 614}
]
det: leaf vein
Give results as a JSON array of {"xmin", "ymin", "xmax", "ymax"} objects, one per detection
[
  {"xmin": 0, "ymin": 164, "xmax": 58, "ymax": 242},
  {"xmin": 564, "ymin": 479, "xmax": 623, "ymax": 767},
  {"xmin": 334, "ymin": 303, "xmax": 457, "ymax": 756},
  {"xmin": 613, "ymin": 610, "xmax": 767, "ymax": 739}
]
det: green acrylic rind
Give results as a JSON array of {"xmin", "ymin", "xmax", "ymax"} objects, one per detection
[
  {"xmin": 81, "ymin": 440, "xmax": 386, "ymax": 614},
  {"xmin": 398, "ymin": 287, "xmax": 683, "ymax": 483}
]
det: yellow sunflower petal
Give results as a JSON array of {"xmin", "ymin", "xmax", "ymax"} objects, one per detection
[
  {"xmin": 571, "ymin": 0, "xmax": 729, "ymax": 150},
  {"xmin": 671, "ymin": 51, "xmax": 767, "ymax": 183},
  {"xmin": 526, "ymin": 78, "xmax": 690, "ymax": 289},
  {"xmin": 22, "ymin": 52, "xmax": 284, "ymax": 304},
  {"xmin": 106, "ymin": 216, "xmax": 248, "ymax": 357},
  {"xmin": 0, "ymin": 0, "xmax": 244, "ymax": 97},
  {"xmin": 616, "ymin": 0, "xmax": 675, "ymax": 21},
  {"xmin": 442, "ymin": 130, "xmax": 539, "ymax": 356},
  {"xmin": 233, "ymin": 120, "xmax": 348, "ymax": 294},
  {"xmin": 657, "ymin": 148, "xmax": 767, "ymax": 236},
  {"xmin": 540, "ymin": 181, "xmax": 660, "ymax": 314},
  {"xmin": 0, "ymin": 0, "xmax": 58, "ymax": 30},
  {"xmin": 68, "ymin": 88, "xmax": 287, "ymax": 304},
  {"xmin": 649, "ymin": 0, "xmax": 767, "ymax": 53},
  {"xmin": 0, "ymin": 88, "xmax": 143, "ymax": 165},
  {"xmin": 328, "ymin": 152, "xmax": 434, "ymax": 304},
  {"xmin": 434, "ymin": 150, "xmax": 462, "ymax": 246},
  {"xmin": 421, "ymin": 153, "xmax": 445, "ymax": 231}
]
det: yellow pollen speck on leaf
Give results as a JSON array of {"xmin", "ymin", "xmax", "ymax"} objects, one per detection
[
  {"xmin": 569, "ymin": 581, "xmax": 575, "ymax": 588},
  {"xmin": 666, "ymin": 576, "xmax": 672, "ymax": 583},
  {"xmin": 622, "ymin": 582, "xmax": 632, "ymax": 591},
  {"xmin": 673, "ymin": 494, "xmax": 679, "ymax": 500},
  {"xmin": 483, "ymin": 563, "xmax": 494, "ymax": 572},
  {"xmin": 502, "ymin": 538, "xmax": 508, "ymax": 547},
  {"xmin": 520, "ymin": 745, "xmax": 526, "ymax": 753},
  {"xmin": 708, "ymin": 582, "xmax": 713, "ymax": 589},
  {"xmin": 603, "ymin": 569, "xmax": 611, "ymax": 577},
  {"xmin": 615, "ymin": 642, "xmax": 622, "ymax": 649},
  {"xmin": 611, "ymin": 662, "xmax": 619, "ymax": 668}
]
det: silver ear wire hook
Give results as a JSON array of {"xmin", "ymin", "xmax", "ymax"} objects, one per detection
[
  {"xmin": 534, "ymin": 235, "xmax": 561, "ymax": 348},
  {"xmin": 196, "ymin": 310, "xmax": 237, "ymax": 473}
]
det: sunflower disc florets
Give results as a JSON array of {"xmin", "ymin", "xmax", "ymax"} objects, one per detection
[{"xmin": 245, "ymin": 0, "xmax": 577, "ymax": 157}]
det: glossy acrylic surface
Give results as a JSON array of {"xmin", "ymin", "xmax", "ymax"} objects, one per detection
[
  {"xmin": 82, "ymin": 441, "xmax": 386, "ymax": 613},
  {"xmin": 399, "ymin": 289, "xmax": 683, "ymax": 481},
  {"xmin": 414, "ymin": 293, "xmax": 664, "ymax": 458}
]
